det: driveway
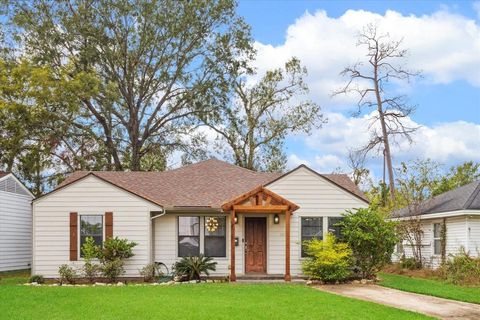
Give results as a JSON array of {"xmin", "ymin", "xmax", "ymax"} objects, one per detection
[{"xmin": 315, "ymin": 284, "xmax": 480, "ymax": 320}]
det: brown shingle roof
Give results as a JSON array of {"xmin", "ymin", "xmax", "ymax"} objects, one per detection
[
  {"xmin": 55, "ymin": 159, "xmax": 367, "ymax": 208},
  {"xmin": 0, "ymin": 172, "xmax": 10, "ymax": 179}
]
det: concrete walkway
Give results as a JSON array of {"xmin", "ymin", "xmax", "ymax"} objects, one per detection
[{"xmin": 315, "ymin": 284, "xmax": 480, "ymax": 320}]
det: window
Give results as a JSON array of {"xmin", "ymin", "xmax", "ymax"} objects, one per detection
[
  {"xmin": 178, "ymin": 217, "xmax": 200, "ymax": 257},
  {"xmin": 301, "ymin": 217, "xmax": 323, "ymax": 257},
  {"xmin": 433, "ymin": 223, "xmax": 442, "ymax": 255},
  {"xmin": 80, "ymin": 215, "xmax": 103, "ymax": 257},
  {"xmin": 328, "ymin": 217, "xmax": 344, "ymax": 240},
  {"xmin": 204, "ymin": 217, "xmax": 226, "ymax": 257}
]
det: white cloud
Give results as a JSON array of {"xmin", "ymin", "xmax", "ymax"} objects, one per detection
[
  {"xmin": 294, "ymin": 111, "xmax": 480, "ymax": 172},
  {"xmin": 253, "ymin": 9, "xmax": 480, "ymax": 109},
  {"xmin": 287, "ymin": 154, "xmax": 310, "ymax": 168}
]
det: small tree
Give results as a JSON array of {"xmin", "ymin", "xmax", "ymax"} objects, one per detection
[
  {"xmin": 81, "ymin": 236, "xmax": 101, "ymax": 283},
  {"xmin": 302, "ymin": 234, "xmax": 353, "ymax": 282},
  {"xmin": 340, "ymin": 207, "xmax": 398, "ymax": 278},
  {"xmin": 98, "ymin": 237, "xmax": 137, "ymax": 282}
]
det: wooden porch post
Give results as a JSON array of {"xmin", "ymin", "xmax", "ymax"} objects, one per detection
[
  {"xmin": 285, "ymin": 209, "xmax": 291, "ymax": 281},
  {"xmin": 230, "ymin": 209, "xmax": 236, "ymax": 282}
]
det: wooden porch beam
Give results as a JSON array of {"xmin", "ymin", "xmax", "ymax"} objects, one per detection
[
  {"xmin": 285, "ymin": 209, "xmax": 291, "ymax": 282},
  {"xmin": 232, "ymin": 205, "xmax": 289, "ymax": 213},
  {"xmin": 230, "ymin": 209, "xmax": 236, "ymax": 282}
]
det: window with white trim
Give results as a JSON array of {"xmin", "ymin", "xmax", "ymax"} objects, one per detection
[
  {"xmin": 433, "ymin": 223, "xmax": 442, "ymax": 255},
  {"xmin": 327, "ymin": 217, "xmax": 344, "ymax": 240},
  {"xmin": 301, "ymin": 217, "xmax": 323, "ymax": 257},
  {"xmin": 178, "ymin": 216, "xmax": 200, "ymax": 257},
  {"xmin": 204, "ymin": 217, "xmax": 226, "ymax": 257}
]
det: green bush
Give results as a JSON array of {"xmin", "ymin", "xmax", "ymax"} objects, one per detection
[
  {"xmin": 441, "ymin": 248, "xmax": 480, "ymax": 285},
  {"xmin": 340, "ymin": 207, "xmax": 399, "ymax": 279},
  {"xmin": 29, "ymin": 275, "xmax": 44, "ymax": 284},
  {"xmin": 139, "ymin": 263, "xmax": 159, "ymax": 282},
  {"xmin": 98, "ymin": 237, "xmax": 137, "ymax": 282},
  {"xmin": 302, "ymin": 234, "xmax": 352, "ymax": 282},
  {"xmin": 174, "ymin": 255, "xmax": 217, "ymax": 280},
  {"xmin": 58, "ymin": 264, "xmax": 77, "ymax": 284},
  {"xmin": 399, "ymin": 256, "xmax": 421, "ymax": 270},
  {"xmin": 81, "ymin": 237, "xmax": 101, "ymax": 283}
]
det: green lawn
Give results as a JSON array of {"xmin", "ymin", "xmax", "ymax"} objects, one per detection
[
  {"xmin": 379, "ymin": 273, "xmax": 480, "ymax": 304},
  {"xmin": 0, "ymin": 273, "xmax": 431, "ymax": 320}
]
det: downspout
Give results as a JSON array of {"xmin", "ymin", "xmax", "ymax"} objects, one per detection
[{"xmin": 150, "ymin": 209, "xmax": 166, "ymax": 264}]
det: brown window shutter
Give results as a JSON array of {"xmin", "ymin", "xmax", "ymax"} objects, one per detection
[
  {"xmin": 69, "ymin": 212, "xmax": 78, "ymax": 261},
  {"xmin": 105, "ymin": 212, "xmax": 113, "ymax": 239}
]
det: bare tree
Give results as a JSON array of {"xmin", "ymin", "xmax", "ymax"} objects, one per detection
[
  {"xmin": 346, "ymin": 149, "xmax": 370, "ymax": 186},
  {"xmin": 334, "ymin": 23, "xmax": 421, "ymax": 199}
]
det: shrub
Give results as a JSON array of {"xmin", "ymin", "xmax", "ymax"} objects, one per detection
[
  {"xmin": 399, "ymin": 256, "xmax": 421, "ymax": 270},
  {"xmin": 98, "ymin": 237, "xmax": 137, "ymax": 282},
  {"xmin": 174, "ymin": 255, "xmax": 217, "ymax": 280},
  {"xmin": 139, "ymin": 263, "xmax": 159, "ymax": 282},
  {"xmin": 441, "ymin": 248, "xmax": 480, "ymax": 285},
  {"xmin": 29, "ymin": 275, "xmax": 44, "ymax": 284},
  {"xmin": 81, "ymin": 237, "xmax": 101, "ymax": 283},
  {"xmin": 302, "ymin": 234, "xmax": 352, "ymax": 282},
  {"xmin": 340, "ymin": 207, "xmax": 398, "ymax": 279},
  {"xmin": 58, "ymin": 264, "xmax": 77, "ymax": 284}
]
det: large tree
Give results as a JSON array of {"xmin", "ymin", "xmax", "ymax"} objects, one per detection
[
  {"xmin": 334, "ymin": 24, "xmax": 420, "ymax": 199},
  {"xmin": 9, "ymin": 0, "xmax": 252, "ymax": 171},
  {"xmin": 201, "ymin": 57, "xmax": 323, "ymax": 172}
]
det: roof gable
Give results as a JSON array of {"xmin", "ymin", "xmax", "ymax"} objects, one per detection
[{"xmin": 0, "ymin": 173, "xmax": 34, "ymax": 198}]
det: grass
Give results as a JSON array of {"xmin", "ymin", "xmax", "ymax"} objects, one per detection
[
  {"xmin": 0, "ymin": 272, "xmax": 431, "ymax": 320},
  {"xmin": 379, "ymin": 272, "xmax": 480, "ymax": 304}
]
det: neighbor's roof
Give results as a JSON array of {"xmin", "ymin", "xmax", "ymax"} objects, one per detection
[
  {"xmin": 393, "ymin": 181, "xmax": 480, "ymax": 217},
  {"xmin": 47, "ymin": 159, "xmax": 367, "ymax": 208},
  {"xmin": 0, "ymin": 171, "xmax": 10, "ymax": 179}
]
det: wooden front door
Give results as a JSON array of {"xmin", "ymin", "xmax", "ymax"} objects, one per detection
[{"xmin": 245, "ymin": 217, "xmax": 267, "ymax": 273}]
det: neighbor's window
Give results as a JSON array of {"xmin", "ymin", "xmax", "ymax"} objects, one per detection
[
  {"xmin": 178, "ymin": 216, "xmax": 200, "ymax": 257},
  {"xmin": 80, "ymin": 215, "xmax": 103, "ymax": 257},
  {"xmin": 301, "ymin": 217, "xmax": 323, "ymax": 257},
  {"xmin": 204, "ymin": 217, "xmax": 226, "ymax": 257},
  {"xmin": 433, "ymin": 223, "xmax": 442, "ymax": 255},
  {"xmin": 327, "ymin": 217, "xmax": 344, "ymax": 240}
]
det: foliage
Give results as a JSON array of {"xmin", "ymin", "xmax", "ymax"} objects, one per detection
[
  {"xmin": 139, "ymin": 263, "xmax": 159, "ymax": 282},
  {"xmin": 28, "ymin": 275, "xmax": 44, "ymax": 284},
  {"xmin": 174, "ymin": 255, "xmax": 217, "ymax": 280},
  {"xmin": 201, "ymin": 57, "xmax": 323, "ymax": 172},
  {"xmin": 58, "ymin": 264, "xmax": 77, "ymax": 285},
  {"xmin": 9, "ymin": 0, "xmax": 254, "ymax": 172},
  {"xmin": 98, "ymin": 237, "xmax": 137, "ymax": 282},
  {"xmin": 432, "ymin": 161, "xmax": 480, "ymax": 196},
  {"xmin": 81, "ymin": 236, "xmax": 101, "ymax": 283},
  {"xmin": 380, "ymin": 273, "xmax": 480, "ymax": 304},
  {"xmin": 302, "ymin": 234, "xmax": 353, "ymax": 282},
  {"xmin": 399, "ymin": 257, "xmax": 421, "ymax": 270},
  {"xmin": 340, "ymin": 207, "xmax": 398, "ymax": 278},
  {"xmin": 441, "ymin": 248, "xmax": 480, "ymax": 286}
]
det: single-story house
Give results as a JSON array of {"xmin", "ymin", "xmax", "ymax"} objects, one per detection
[
  {"xmin": 0, "ymin": 172, "xmax": 34, "ymax": 272},
  {"xmin": 393, "ymin": 181, "xmax": 480, "ymax": 268},
  {"xmin": 32, "ymin": 159, "xmax": 368, "ymax": 280}
]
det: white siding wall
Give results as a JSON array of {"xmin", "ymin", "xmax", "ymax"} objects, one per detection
[
  {"xmin": 267, "ymin": 167, "xmax": 368, "ymax": 276},
  {"xmin": 399, "ymin": 216, "xmax": 469, "ymax": 268},
  {"xmin": 468, "ymin": 216, "xmax": 480, "ymax": 257},
  {"xmin": 33, "ymin": 176, "xmax": 160, "ymax": 278},
  {"xmin": 0, "ymin": 188, "xmax": 33, "ymax": 272},
  {"xmin": 153, "ymin": 213, "xmax": 230, "ymax": 276}
]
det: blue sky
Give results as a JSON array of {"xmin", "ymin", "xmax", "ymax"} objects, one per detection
[{"xmin": 236, "ymin": 0, "xmax": 480, "ymax": 179}]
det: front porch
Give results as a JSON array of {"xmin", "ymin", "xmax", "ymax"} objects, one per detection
[{"xmin": 221, "ymin": 186, "xmax": 300, "ymax": 282}]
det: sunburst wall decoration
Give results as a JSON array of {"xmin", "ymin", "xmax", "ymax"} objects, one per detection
[{"xmin": 205, "ymin": 217, "xmax": 218, "ymax": 232}]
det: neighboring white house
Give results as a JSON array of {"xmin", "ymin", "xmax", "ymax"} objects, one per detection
[
  {"xmin": 32, "ymin": 159, "xmax": 368, "ymax": 280},
  {"xmin": 0, "ymin": 172, "xmax": 34, "ymax": 272},
  {"xmin": 393, "ymin": 181, "xmax": 480, "ymax": 268}
]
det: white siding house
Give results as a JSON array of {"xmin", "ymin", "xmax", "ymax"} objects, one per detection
[
  {"xmin": 0, "ymin": 173, "xmax": 34, "ymax": 272},
  {"xmin": 394, "ymin": 181, "xmax": 480, "ymax": 268},
  {"xmin": 32, "ymin": 159, "xmax": 368, "ymax": 280}
]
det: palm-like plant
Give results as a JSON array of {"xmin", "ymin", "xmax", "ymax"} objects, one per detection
[{"xmin": 174, "ymin": 254, "xmax": 217, "ymax": 280}]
